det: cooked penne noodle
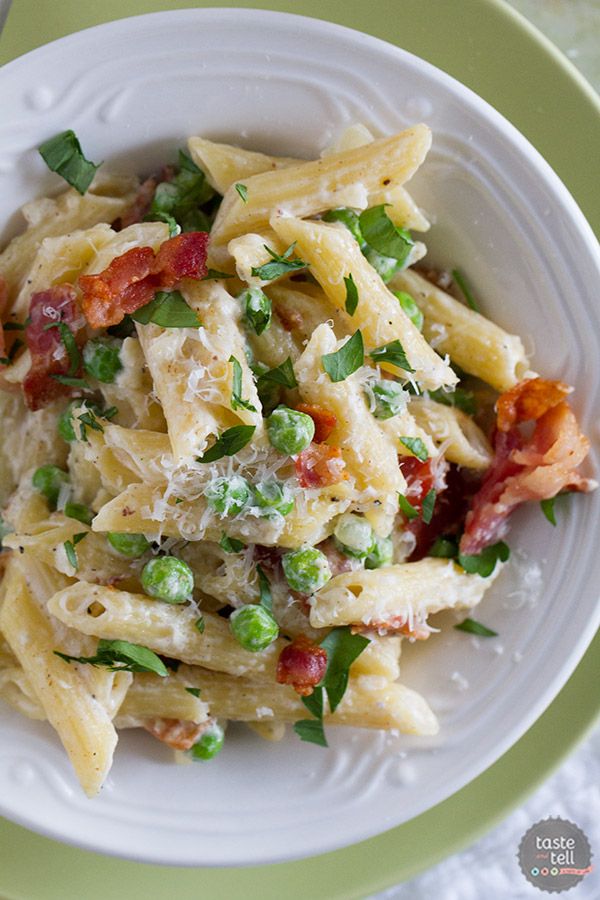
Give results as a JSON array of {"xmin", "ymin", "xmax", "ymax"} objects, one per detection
[
  {"xmin": 391, "ymin": 269, "xmax": 531, "ymax": 392},
  {"xmin": 210, "ymin": 125, "xmax": 432, "ymax": 246},
  {"xmin": 309, "ymin": 560, "xmax": 502, "ymax": 630},
  {"xmin": 409, "ymin": 397, "xmax": 493, "ymax": 470},
  {"xmin": 270, "ymin": 215, "xmax": 456, "ymax": 390}
]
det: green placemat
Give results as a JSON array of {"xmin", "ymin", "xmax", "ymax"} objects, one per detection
[{"xmin": 0, "ymin": 2, "xmax": 599, "ymax": 897}]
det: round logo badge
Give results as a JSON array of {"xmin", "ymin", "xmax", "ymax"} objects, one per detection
[{"xmin": 518, "ymin": 817, "xmax": 593, "ymax": 893}]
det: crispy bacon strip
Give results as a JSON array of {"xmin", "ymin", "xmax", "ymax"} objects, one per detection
[
  {"xmin": 461, "ymin": 379, "xmax": 594, "ymax": 555},
  {"xmin": 143, "ymin": 717, "xmax": 205, "ymax": 751},
  {"xmin": 295, "ymin": 443, "xmax": 347, "ymax": 488},
  {"xmin": 295, "ymin": 403, "xmax": 337, "ymax": 443},
  {"xmin": 79, "ymin": 232, "xmax": 209, "ymax": 328},
  {"xmin": 22, "ymin": 285, "xmax": 87, "ymax": 410},
  {"xmin": 496, "ymin": 377, "xmax": 571, "ymax": 432},
  {"xmin": 276, "ymin": 635, "xmax": 327, "ymax": 696}
]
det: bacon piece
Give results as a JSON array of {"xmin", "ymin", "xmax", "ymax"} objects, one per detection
[
  {"xmin": 318, "ymin": 537, "xmax": 355, "ymax": 576},
  {"xmin": 461, "ymin": 393, "xmax": 593, "ymax": 555},
  {"xmin": 352, "ymin": 616, "xmax": 431, "ymax": 640},
  {"xmin": 79, "ymin": 232, "xmax": 209, "ymax": 328},
  {"xmin": 276, "ymin": 635, "xmax": 327, "ymax": 696},
  {"xmin": 143, "ymin": 717, "xmax": 205, "ymax": 751},
  {"xmin": 22, "ymin": 285, "xmax": 86, "ymax": 410},
  {"xmin": 496, "ymin": 377, "xmax": 571, "ymax": 432},
  {"xmin": 295, "ymin": 443, "xmax": 347, "ymax": 488},
  {"xmin": 154, "ymin": 232, "xmax": 209, "ymax": 285},
  {"xmin": 295, "ymin": 403, "xmax": 337, "ymax": 443},
  {"xmin": 400, "ymin": 455, "xmax": 449, "ymax": 508},
  {"xmin": 113, "ymin": 166, "xmax": 176, "ymax": 231},
  {"xmin": 407, "ymin": 464, "xmax": 480, "ymax": 561}
]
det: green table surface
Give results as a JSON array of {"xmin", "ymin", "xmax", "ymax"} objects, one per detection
[{"xmin": 0, "ymin": 1, "xmax": 599, "ymax": 897}]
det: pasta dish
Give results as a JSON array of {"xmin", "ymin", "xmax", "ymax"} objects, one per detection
[{"xmin": 0, "ymin": 123, "xmax": 594, "ymax": 796}]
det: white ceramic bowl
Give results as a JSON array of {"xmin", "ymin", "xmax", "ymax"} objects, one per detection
[{"xmin": 0, "ymin": 8, "xmax": 598, "ymax": 867}]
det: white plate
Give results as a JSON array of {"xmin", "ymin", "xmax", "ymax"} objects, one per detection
[{"xmin": 0, "ymin": 8, "xmax": 598, "ymax": 868}]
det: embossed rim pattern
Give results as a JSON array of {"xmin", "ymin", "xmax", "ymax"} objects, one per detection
[{"xmin": 0, "ymin": 8, "xmax": 599, "ymax": 868}]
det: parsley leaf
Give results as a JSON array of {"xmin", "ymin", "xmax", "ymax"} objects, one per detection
[
  {"xmin": 2, "ymin": 322, "xmax": 25, "ymax": 332},
  {"xmin": 358, "ymin": 205, "xmax": 414, "ymax": 264},
  {"xmin": 256, "ymin": 564, "xmax": 273, "ymax": 613},
  {"xmin": 454, "ymin": 618, "xmax": 498, "ymax": 637},
  {"xmin": 293, "ymin": 718, "xmax": 328, "ymax": 747},
  {"xmin": 149, "ymin": 149, "xmax": 214, "ymax": 231},
  {"xmin": 51, "ymin": 374, "xmax": 90, "ymax": 388},
  {"xmin": 55, "ymin": 638, "xmax": 168, "ymax": 675},
  {"xmin": 64, "ymin": 502, "xmax": 93, "ymax": 526},
  {"xmin": 251, "ymin": 243, "xmax": 308, "ymax": 281},
  {"xmin": 38, "ymin": 130, "xmax": 100, "ymax": 195},
  {"xmin": 400, "ymin": 436, "xmax": 428, "ymax": 462},
  {"xmin": 301, "ymin": 685, "xmax": 324, "ymax": 719},
  {"xmin": 319, "ymin": 627, "xmax": 370, "ymax": 713},
  {"xmin": 194, "ymin": 618, "xmax": 205, "ymax": 634},
  {"xmin": 219, "ymin": 533, "xmax": 246, "ymax": 554},
  {"xmin": 452, "ymin": 268, "xmax": 479, "ymax": 312},
  {"xmin": 540, "ymin": 497, "xmax": 557, "ymax": 526},
  {"xmin": 63, "ymin": 532, "xmax": 87, "ymax": 570},
  {"xmin": 429, "ymin": 536, "xmax": 458, "ymax": 558},
  {"xmin": 421, "ymin": 488, "xmax": 436, "ymax": 524},
  {"xmin": 428, "ymin": 386, "xmax": 476, "ymax": 416},
  {"xmin": 186, "ymin": 687, "xmax": 202, "ymax": 697},
  {"xmin": 256, "ymin": 357, "xmax": 297, "ymax": 390},
  {"xmin": 344, "ymin": 273, "xmax": 359, "ymax": 316},
  {"xmin": 43, "ymin": 321, "xmax": 81, "ymax": 375},
  {"xmin": 202, "ymin": 269, "xmax": 234, "ymax": 280},
  {"xmin": 196, "ymin": 425, "xmax": 256, "ymax": 463},
  {"xmin": 457, "ymin": 541, "xmax": 510, "ymax": 578},
  {"xmin": 235, "ymin": 183, "xmax": 248, "ymax": 203},
  {"xmin": 131, "ymin": 290, "xmax": 201, "ymax": 328},
  {"xmin": 398, "ymin": 493, "xmax": 419, "ymax": 520},
  {"xmin": 148, "ymin": 210, "xmax": 180, "ymax": 237},
  {"xmin": 229, "ymin": 355, "xmax": 257, "ymax": 412},
  {"xmin": 321, "ymin": 330, "xmax": 364, "ymax": 382},
  {"xmin": 370, "ymin": 339, "xmax": 414, "ymax": 373}
]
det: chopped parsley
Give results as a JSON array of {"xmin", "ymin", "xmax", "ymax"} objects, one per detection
[
  {"xmin": 229, "ymin": 355, "xmax": 257, "ymax": 412},
  {"xmin": 358, "ymin": 205, "xmax": 414, "ymax": 265},
  {"xmin": 196, "ymin": 425, "xmax": 256, "ymax": 463},
  {"xmin": 344, "ymin": 273, "xmax": 359, "ymax": 315},
  {"xmin": 55, "ymin": 638, "xmax": 168, "ymax": 675},
  {"xmin": 219, "ymin": 533, "xmax": 246, "ymax": 554},
  {"xmin": 370, "ymin": 339, "xmax": 414, "ymax": 374},
  {"xmin": 457, "ymin": 541, "xmax": 510, "ymax": 578},
  {"xmin": 235, "ymin": 183, "xmax": 248, "ymax": 203},
  {"xmin": 399, "ymin": 436, "xmax": 428, "ymax": 462},
  {"xmin": 321, "ymin": 330, "xmax": 364, "ymax": 382},
  {"xmin": 421, "ymin": 489, "xmax": 436, "ymax": 525},
  {"xmin": 131, "ymin": 290, "xmax": 201, "ymax": 328},
  {"xmin": 251, "ymin": 243, "xmax": 308, "ymax": 281},
  {"xmin": 452, "ymin": 268, "xmax": 480, "ymax": 312},
  {"xmin": 398, "ymin": 493, "xmax": 419, "ymax": 520},
  {"xmin": 454, "ymin": 618, "xmax": 498, "ymax": 637},
  {"xmin": 38, "ymin": 130, "xmax": 100, "ymax": 195}
]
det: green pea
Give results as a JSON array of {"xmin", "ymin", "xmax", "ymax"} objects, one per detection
[
  {"xmin": 281, "ymin": 546, "xmax": 331, "ymax": 594},
  {"xmin": 267, "ymin": 406, "xmax": 314, "ymax": 455},
  {"xmin": 141, "ymin": 556, "xmax": 194, "ymax": 603},
  {"xmin": 363, "ymin": 246, "xmax": 402, "ymax": 283},
  {"xmin": 333, "ymin": 513, "xmax": 374, "ymax": 559},
  {"xmin": 205, "ymin": 475, "xmax": 252, "ymax": 516},
  {"xmin": 32, "ymin": 465, "xmax": 70, "ymax": 509},
  {"xmin": 239, "ymin": 287, "xmax": 272, "ymax": 335},
  {"xmin": 370, "ymin": 379, "xmax": 408, "ymax": 420},
  {"xmin": 190, "ymin": 723, "xmax": 225, "ymax": 761},
  {"xmin": 393, "ymin": 291, "xmax": 424, "ymax": 331},
  {"xmin": 322, "ymin": 207, "xmax": 364, "ymax": 244},
  {"xmin": 252, "ymin": 480, "xmax": 295, "ymax": 517},
  {"xmin": 64, "ymin": 502, "xmax": 93, "ymax": 526},
  {"xmin": 229, "ymin": 604, "xmax": 279, "ymax": 652},
  {"xmin": 107, "ymin": 532, "xmax": 151, "ymax": 558},
  {"xmin": 82, "ymin": 337, "xmax": 123, "ymax": 383},
  {"xmin": 365, "ymin": 534, "xmax": 394, "ymax": 569}
]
